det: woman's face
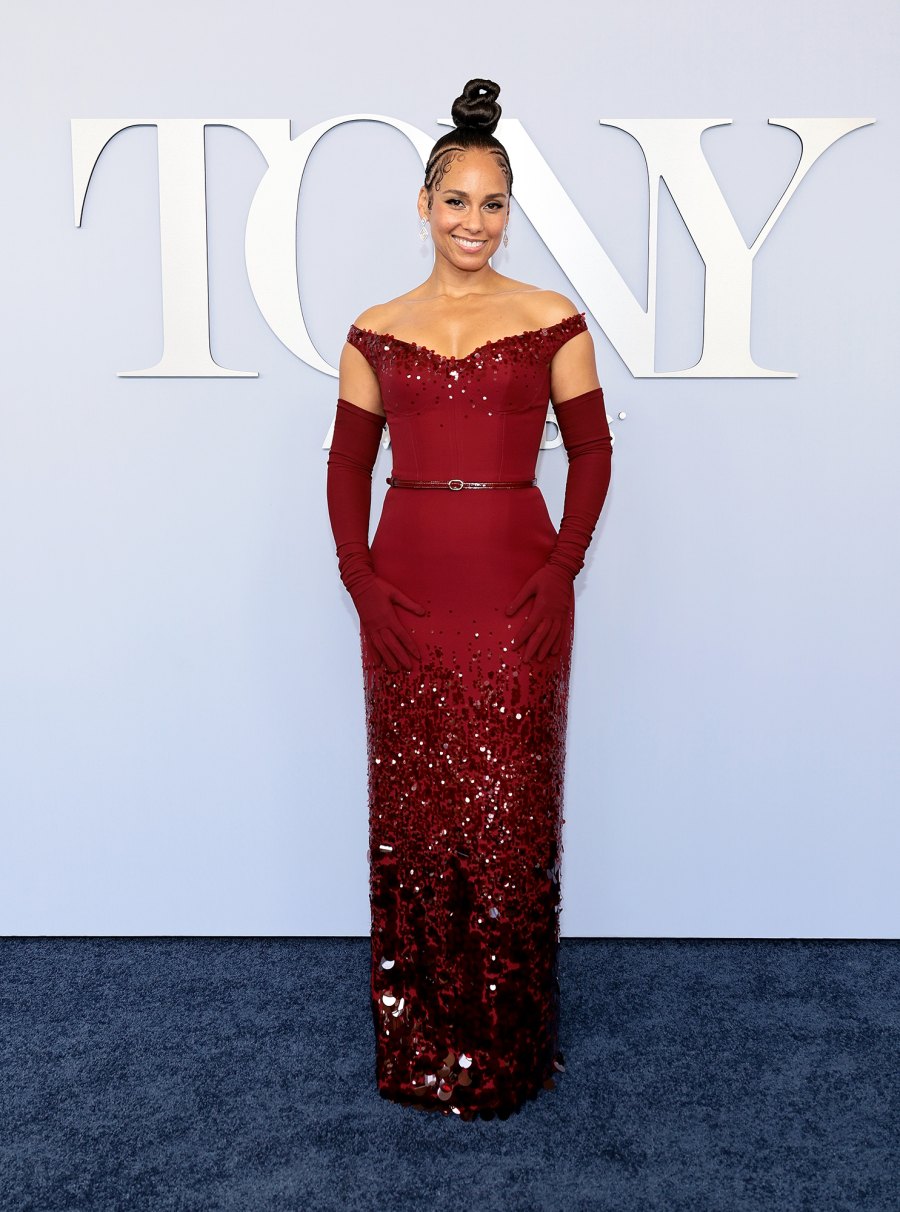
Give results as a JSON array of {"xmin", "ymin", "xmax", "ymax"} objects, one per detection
[{"xmin": 419, "ymin": 148, "xmax": 509, "ymax": 267}]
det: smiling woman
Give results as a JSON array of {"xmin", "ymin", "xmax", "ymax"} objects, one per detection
[{"xmin": 326, "ymin": 77, "xmax": 613, "ymax": 1121}]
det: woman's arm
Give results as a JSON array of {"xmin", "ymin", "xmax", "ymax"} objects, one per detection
[
  {"xmin": 505, "ymin": 316, "xmax": 613, "ymax": 661},
  {"xmin": 325, "ymin": 336, "xmax": 425, "ymax": 672}
]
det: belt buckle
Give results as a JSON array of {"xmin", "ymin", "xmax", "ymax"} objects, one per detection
[{"xmin": 448, "ymin": 478, "xmax": 464, "ymax": 491}]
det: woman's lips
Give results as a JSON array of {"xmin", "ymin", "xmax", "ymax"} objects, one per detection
[{"xmin": 452, "ymin": 235, "xmax": 486, "ymax": 251}]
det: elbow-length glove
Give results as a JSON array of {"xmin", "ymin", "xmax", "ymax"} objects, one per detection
[
  {"xmin": 506, "ymin": 387, "xmax": 612, "ymax": 663},
  {"xmin": 326, "ymin": 397, "xmax": 426, "ymax": 672}
]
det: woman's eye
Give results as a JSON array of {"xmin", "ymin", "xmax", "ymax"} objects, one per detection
[{"xmin": 446, "ymin": 200, "xmax": 503, "ymax": 210}]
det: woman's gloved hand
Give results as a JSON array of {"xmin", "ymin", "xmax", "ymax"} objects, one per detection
[
  {"xmin": 352, "ymin": 573, "xmax": 426, "ymax": 673},
  {"xmin": 505, "ymin": 563, "xmax": 574, "ymax": 663}
]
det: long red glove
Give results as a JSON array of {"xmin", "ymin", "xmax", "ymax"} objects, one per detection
[
  {"xmin": 505, "ymin": 387, "xmax": 612, "ymax": 663},
  {"xmin": 326, "ymin": 397, "xmax": 426, "ymax": 672}
]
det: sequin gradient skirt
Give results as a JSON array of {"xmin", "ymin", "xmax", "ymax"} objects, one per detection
[{"xmin": 362, "ymin": 486, "xmax": 573, "ymax": 1121}]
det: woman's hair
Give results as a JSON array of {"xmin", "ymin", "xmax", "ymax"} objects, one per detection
[{"xmin": 423, "ymin": 78, "xmax": 513, "ymax": 204}]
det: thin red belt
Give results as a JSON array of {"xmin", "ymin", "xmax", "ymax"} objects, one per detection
[{"xmin": 386, "ymin": 475, "xmax": 536, "ymax": 491}]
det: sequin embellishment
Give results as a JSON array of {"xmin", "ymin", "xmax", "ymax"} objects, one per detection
[
  {"xmin": 350, "ymin": 311, "xmax": 589, "ymax": 1120},
  {"xmin": 363, "ymin": 617, "xmax": 573, "ymax": 1122},
  {"xmin": 346, "ymin": 313, "xmax": 588, "ymax": 418},
  {"xmin": 348, "ymin": 311, "xmax": 587, "ymax": 369}
]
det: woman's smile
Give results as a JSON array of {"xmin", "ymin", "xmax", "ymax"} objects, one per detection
[{"xmin": 452, "ymin": 235, "xmax": 487, "ymax": 251}]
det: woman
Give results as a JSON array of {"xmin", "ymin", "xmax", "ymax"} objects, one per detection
[{"xmin": 326, "ymin": 78, "xmax": 613, "ymax": 1120}]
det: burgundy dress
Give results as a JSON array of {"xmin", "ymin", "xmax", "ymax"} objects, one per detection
[{"xmin": 345, "ymin": 312, "xmax": 591, "ymax": 1120}]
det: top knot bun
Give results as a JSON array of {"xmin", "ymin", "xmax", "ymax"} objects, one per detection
[{"xmin": 450, "ymin": 78, "xmax": 502, "ymax": 136}]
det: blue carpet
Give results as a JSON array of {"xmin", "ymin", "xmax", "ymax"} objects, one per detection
[{"xmin": 0, "ymin": 939, "xmax": 896, "ymax": 1211}]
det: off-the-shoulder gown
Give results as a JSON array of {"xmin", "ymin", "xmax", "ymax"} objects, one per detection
[{"xmin": 342, "ymin": 311, "xmax": 601, "ymax": 1120}]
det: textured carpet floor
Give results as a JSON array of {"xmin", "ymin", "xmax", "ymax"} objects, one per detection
[{"xmin": 0, "ymin": 938, "xmax": 897, "ymax": 1211}]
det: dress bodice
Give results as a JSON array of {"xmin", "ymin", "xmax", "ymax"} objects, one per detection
[{"xmin": 345, "ymin": 312, "xmax": 588, "ymax": 483}]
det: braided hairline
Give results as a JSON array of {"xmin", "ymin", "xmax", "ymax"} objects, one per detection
[{"xmin": 423, "ymin": 144, "xmax": 513, "ymax": 210}]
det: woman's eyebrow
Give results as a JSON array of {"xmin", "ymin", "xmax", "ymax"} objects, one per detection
[{"xmin": 443, "ymin": 189, "xmax": 507, "ymax": 200}]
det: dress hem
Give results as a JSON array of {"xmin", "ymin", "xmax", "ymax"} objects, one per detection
[{"xmin": 374, "ymin": 1053, "xmax": 566, "ymax": 1122}]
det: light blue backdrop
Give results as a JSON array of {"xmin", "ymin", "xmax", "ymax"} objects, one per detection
[{"xmin": 1, "ymin": 0, "xmax": 897, "ymax": 935}]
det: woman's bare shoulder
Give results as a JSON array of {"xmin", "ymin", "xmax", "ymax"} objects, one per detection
[
  {"xmin": 350, "ymin": 290, "xmax": 422, "ymax": 335},
  {"xmin": 489, "ymin": 284, "xmax": 583, "ymax": 330},
  {"xmin": 523, "ymin": 288, "xmax": 584, "ymax": 328},
  {"xmin": 349, "ymin": 303, "xmax": 393, "ymax": 336}
]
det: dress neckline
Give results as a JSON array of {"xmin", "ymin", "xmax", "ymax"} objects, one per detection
[{"xmin": 348, "ymin": 311, "xmax": 586, "ymax": 365}]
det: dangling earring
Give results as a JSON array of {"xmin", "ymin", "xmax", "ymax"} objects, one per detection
[
  {"xmin": 419, "ymin": 216, "xmax": 429, "ymax": 242},
  {"xmin": 503, "ymin": 224, "xmax": 509, "ymax": 248}
]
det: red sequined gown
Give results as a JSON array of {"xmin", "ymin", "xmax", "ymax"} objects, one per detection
[{"xmin": 345, "ymin": 311, "xmax": 590, "ymax": 1121}]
